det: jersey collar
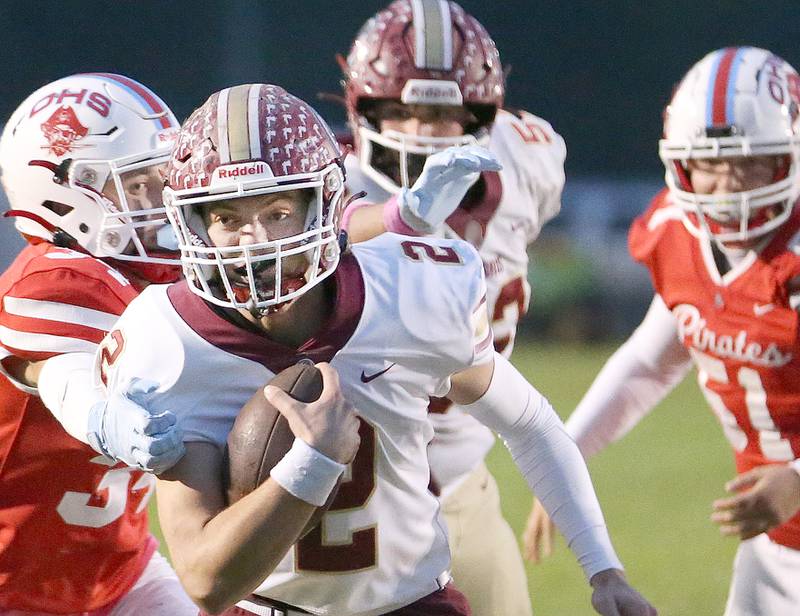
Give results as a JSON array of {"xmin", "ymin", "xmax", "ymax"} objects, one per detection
[{"xmin": 167, "ymin": 253, "xmax": 365, "ymax": 373}]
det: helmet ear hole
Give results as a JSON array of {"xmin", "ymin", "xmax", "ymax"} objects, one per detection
[{"xmin": 41, "ymin": 200, "xmax": 74, "ymax": 216}]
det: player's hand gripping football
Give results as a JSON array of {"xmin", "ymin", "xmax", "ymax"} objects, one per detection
[
  {"xmin": 264, "ymin": 362, "xmax": 360, "ymax": 465},
  {"xmin": 397, "ymin": 144, "xmax": 502, "ymax": 233},
  {"xmin": 522, "ymin": 496, "xmax": 557, "ymax": 563},
  {"xmin": 590, "ymin": 569, "xmax": 657, "ymax": 616},
  {"xmin": 711, "ymin": 464, "xmax": 800, "ymax": 540},
  {"xmin": 87, "ymin": 377, "xmax": 185, "ymax": 474}
]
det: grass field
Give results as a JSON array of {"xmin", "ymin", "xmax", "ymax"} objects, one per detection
[
  {"xmin": 150, "ymin": 341, "xmax": 738, "ymax": 615},
  {"xmin": 491, "ymin": 342, "xmax": 737, "ymax": 616}
]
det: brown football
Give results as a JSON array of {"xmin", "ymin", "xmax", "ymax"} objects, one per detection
[{"xmin": 223, "ymin": 362, "xmax": 339, "ymax": 537}]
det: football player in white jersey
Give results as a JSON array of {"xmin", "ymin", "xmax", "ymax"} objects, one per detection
[
  {"xmin": 82, "ymin": 83, "xmax": 655, "ymax": 616},
  {"xmin": 336, "ymin": 3, "xmax": 565, "ymax": 613},
  {"xmin": 523, "ymin": 47, "xmax": 800, "ymax": 616}
]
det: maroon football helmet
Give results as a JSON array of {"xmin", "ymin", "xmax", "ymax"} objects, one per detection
[
  {"xmin": 342, "ymin": 0, "xmax": 505, "ymax": 192},
  {"xmin": 164, "ymin": 84, "xmax": 346, "ymax": 312}
]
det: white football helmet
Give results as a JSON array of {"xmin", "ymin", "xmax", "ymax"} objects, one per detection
[
  {"xmin": 163, "ymin": 84, "xmax": 346, "ymax": 314},
  {"xmin": 0, "ymin": 73, "xmax": 180, "ymax": 267},
  {"xmin": 660, "ymin": 47, "xmax": 800, "ymax": 243}
]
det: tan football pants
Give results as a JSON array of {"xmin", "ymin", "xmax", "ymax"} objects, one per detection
[{"xmin": 440, "ymin": 462, "xmax": 533, "ymax": 616}]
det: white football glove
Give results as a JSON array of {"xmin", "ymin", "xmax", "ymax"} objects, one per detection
[
  {"xmin": 87, "ymin": 378, "xmax": 185, "ymax": 474},
  {"xmin": 397, "ymin": 144, "xmax": 503, "ymax": 234}
]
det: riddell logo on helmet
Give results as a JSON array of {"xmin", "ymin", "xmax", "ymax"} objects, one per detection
[
  {"xmin": 213, "ymin": 162, "xmax": 274, "ymax": 183},
  {"xmin": 401, "ymin": 80, "xmax": 463, "ymax": 105}
]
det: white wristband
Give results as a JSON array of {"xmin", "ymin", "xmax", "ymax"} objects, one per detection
[{"xmin": 270, "ymin": 438, "xmax": 346, "ymax": 506}]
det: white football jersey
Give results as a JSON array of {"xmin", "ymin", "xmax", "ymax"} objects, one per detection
[
  {"xmin": 346, "ymin": 109, "xmax": 566, "ymax": 494},
  {"xmin": 99, "ymin": 233, "xmax": 494, "ymax": 616}
]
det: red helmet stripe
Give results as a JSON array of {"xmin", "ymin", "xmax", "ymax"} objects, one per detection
[
  {"xmin": 85, "ymin": 72, "xmax": 172, "ymax": 129},
  {"xmin": 709, "ymin": 48, "xmax": 738, "ymax": 126}
]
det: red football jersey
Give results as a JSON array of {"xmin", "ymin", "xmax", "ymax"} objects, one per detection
[
  {"xmin": 0, "ymin": 243, "xmax": 156, "ymax": 612},
  {"xmin": 630, "ymin": 189, "xmax": 800, "ymax": 549}
]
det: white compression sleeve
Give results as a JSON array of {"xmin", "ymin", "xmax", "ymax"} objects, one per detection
[
  {"xmin": 566, "ymin": 295, "xmax": 693, "ymax": 458},
  {"xmin": 38, "ymin": 352, "xmax": 104, "ymax": 444},
  {"xmin": 462, "ymin": 353, "xmax": 623, "ymax": 579}
]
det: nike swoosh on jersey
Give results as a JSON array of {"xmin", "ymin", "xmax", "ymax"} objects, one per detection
[
  {"xmin": 360, "ymin": 363, "xmax": 396, "ymax": 383},
  {"xmin": 753, "ymin": 303, "xmax": 776, "ymax": 316}
]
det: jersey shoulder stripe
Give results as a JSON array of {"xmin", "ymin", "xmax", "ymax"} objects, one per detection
[
  {"xmin": 0, "ymin": 326, "xmax": 99, "ymax": 357},
  {"xmin": 0, "ymin": 246, "xmax": 135, "ymax": 360},
  {"xmin": 3, "ymin": 296, "xmax": 120, "ymax": 331}
]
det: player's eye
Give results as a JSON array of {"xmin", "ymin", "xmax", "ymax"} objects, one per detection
[
  {"xmin": 268, "ymin": 210, "xmax": 290, "ymax": 222},
  {"xmin": 210, "ymin": 211, "xmax": 239, "ymax": 227},
  {"xmin": 124, "ymin": 176, "xmax": 151, "ymax": 197}
]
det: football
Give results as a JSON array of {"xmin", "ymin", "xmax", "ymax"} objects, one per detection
[{"xmin": 223, "ymin": 362, "xmax": 339, "ymax": 536}]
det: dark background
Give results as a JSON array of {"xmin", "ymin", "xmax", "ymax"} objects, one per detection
[
  {"xmin": 0, "ymin": 1, "xmax": 797, "ymax": 337},
  {"xmin": 2, "ymin": 1, "xmax": 797, "ymax": 176}
]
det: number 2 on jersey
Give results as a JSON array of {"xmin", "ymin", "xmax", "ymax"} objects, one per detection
[
  {"xmin": 295, "ymin": 420, "xmax": 377, "ymax": 572},
  {"xmin": 401, "ymin": 240, "xmax": 462, "ymax": 264}
]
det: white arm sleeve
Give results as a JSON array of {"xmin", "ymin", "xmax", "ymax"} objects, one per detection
[
  {"xmin": 461, "ymin": 352, "xmax": 623, "ymax": 579},
  {"xmin": 567, "ymin": 295, "xmax": 693, "ymax": 458},
  {"xmin": 38, "ymin": 352, "xmax": 104, "ymax": 444}
]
